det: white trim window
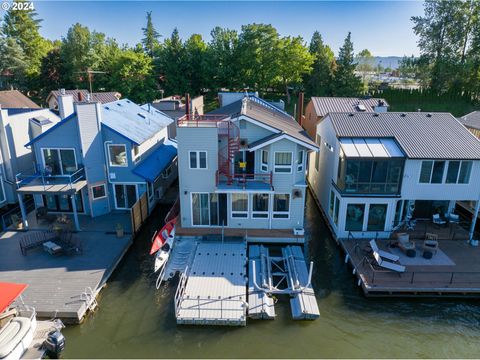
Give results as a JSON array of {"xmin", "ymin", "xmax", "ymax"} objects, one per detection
[
  {"xmin": 231, "ymin": 193, "xmax": 248, "ymax": 218},
  {"xmin": 252, "ymin": 193, "xmax": 269, "ymax": 218},
  {"xmin": 91, "ymin": 184, "xmax": 106, "ymax": 200},
  {"xmin": 273, "ymin": 193, "xmax": 290, "ymax": 219},
  {"xmin": 147, "ymin": 182, "xmax": 154, "ymax": 201},
  {"xmin": 445, "ymin": 160, "xmax": 472, "ymax": 184},
  {"xmin": 108, "ymin": 144, "xmax": 128, "ymax": 167},
  {"xmin": 419, "ymin": 160, "xmax": 446, "ymax": 184},
  {"xmin": 42, "ymin": 148, "xmax": 78, "ymax": 175},
  {"xmin": 297, "ymin": 150, "xmax": 305, "ymax": 172},
  {"xmin": 274, "ymin": 152, "xmax": 292, "ymax": 173},
  {"xmin": 189, "ymin": 151, "xmax": 207, "ymax": 169},
  {"xmin": 261, "ymin": 150, "xmax": 269, "ymax": 172}
]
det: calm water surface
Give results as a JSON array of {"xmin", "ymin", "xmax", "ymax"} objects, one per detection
[{"xmin": 62, "ymin": 192, "xmax": 480, "ymax": 358}]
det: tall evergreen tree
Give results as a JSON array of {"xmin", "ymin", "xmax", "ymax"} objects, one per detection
[
  {"xmin": 0, "ymin": 35, "xmax": 28, "ymax": 89},
  {"xmin": 184, "ymin": 34, "xmax": 208, "ymax": 95},
  {"xmin": 332, "ymin": 32, "xmax": 363, "ymax": 96},
  {"xmin": 157, "ymin": 28, "xmax": 188, "ymax": 94},
  {"xmin": 305, "ymin": 31, "xmax": 336, "ymax": 96},
  {"xmin": 142, "ymin": 11, "xmax": 160, "ymax": 57},
  {"xmin": 208, "ymin": 27, "xmax": 239, "ymax": 90}
]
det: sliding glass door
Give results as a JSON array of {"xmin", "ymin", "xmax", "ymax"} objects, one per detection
[
  {"xmin": 114, "ymin": 184, "xmax": 137, "ymax": 209},
  {"xmin": 42, "ymin": 148, "xmax": 77, "ymax": 175},
  {"xmin": 43, "ymin": 193, "xmax": 84, "ymax": 212},
  {"xmin": 191, "ymin": 193, "xmax": 227, "ymax": 226}
]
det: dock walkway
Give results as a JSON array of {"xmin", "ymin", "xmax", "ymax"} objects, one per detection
[
  {"xmin": 0, "ymin": 212, "xmax": 132, "ymax": 323},
  {"xmin": 175, "ymin": 242, "xmax": 248, "ymax": 326}
]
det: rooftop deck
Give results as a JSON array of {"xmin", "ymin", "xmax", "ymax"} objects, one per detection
[
  {"xmin": 0, "ymin": 212, "xmax": 132, "ymax": 323},
  {"xmin": 341, "ymin": 236, "xmax": 480, "ymax": 297}
]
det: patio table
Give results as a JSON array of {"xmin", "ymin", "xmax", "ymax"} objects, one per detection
[{"xmin": 43, "ymin": 241, "xmax": 63, "ymax": 255}]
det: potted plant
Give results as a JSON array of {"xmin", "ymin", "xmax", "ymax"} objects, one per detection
[{"xmin": 116, "ymin": 223, "xmax": 124, "ymax": 238}]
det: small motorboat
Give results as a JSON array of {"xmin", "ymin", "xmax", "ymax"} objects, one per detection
[{"xmin": 154, "ymin": 228, "xmax": 175, "ymax": 273}]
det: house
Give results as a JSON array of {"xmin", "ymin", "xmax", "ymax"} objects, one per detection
[
  {"xmin": 0, "ymin": 90, "xmax": 40, "ymax": 109},
  {"xmin": 0, "ymin": 106, "xmax": 60, "ymax": 209},
  {"xmin": 307, "ymin": 112, "xmax": 480, "ymax": 239},
  {"xmin": 459, "ymin": 111, "xmax": 480, "ymax": 138},
  {"xmin": 16, "ymin": 92, "xmax": 177, "ymax": 231},
  {"xmin": 302, "ymin": 97, "xmax": 389, "ymax": 139},
  {"xmin": 176, "ymin": 95, "xmax": 318, "ymax": 242},
  {"xmin": 46, "ymin": 90, "xmax": 121, "ymax": 110}
]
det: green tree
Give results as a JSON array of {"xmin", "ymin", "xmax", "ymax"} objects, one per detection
[
  {"xmin": 184, "ymin": 34, "xmax": 208, "ymax": 95},
  {"xmin": 208, "ymin": 27, "xmax": 239, "ymax": 90},
  {"xmin": 277, "ymin": 36, "xmax": 313, "ymax": 103},
  {"xmin": 237, "ymin": 24, "xmax": 281, "ymax": 92},
  {"xmin": 157, "ymin": 28, "xmax": 188, "ymax": 94},
  {"xmin": 356, "ymin": 49, "xmax": 375, "ymax": 74},
  {"xmin": 142, "ymin": 11, "xmax": 160, "ymax": 57},
  {"xmin": 333, "ymin": 32, "xmax": 363, "ymax": 96},
  {"xmin": 38, "ymin": 47, "xmax": 64, "ymax": 94},
  {"xmin": 0, "ymin": 36, "xmax": 28, "ymax": 89},
  {"xmin": 305, "ymin": 31, "xmax": 336, "ymax": 96}
]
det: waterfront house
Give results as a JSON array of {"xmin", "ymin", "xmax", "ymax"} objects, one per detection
[
  {"xmin": 459, "ymin": 111, "xmax": 480, "ymax": 138},
  {"xmin": 302, "ymin": 97, "xmax": 389, "ymax": 139},
  {"xmin": 16, "ymin": 92, "xmax": 177, "ymax": 231},
  {"xmin": 175, "ymin": 95, "xmax": 319, "ymax": 242},
  {"xmin": 46, "ymin": 90, "xmax": 121, "ymax": 110},
  {"xmin": 307, "ymin": 112, "xmax": 480, "ymax": 239}
]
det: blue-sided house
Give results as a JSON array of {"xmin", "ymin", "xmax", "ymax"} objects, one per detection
[{"xmin": 16, "ymin": 93, "xmax": 177, "ymax": 231}]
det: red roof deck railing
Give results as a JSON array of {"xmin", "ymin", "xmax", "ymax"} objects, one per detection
[{"xmin": 177, "ymin": 114, "xmax": 230, "ymax": 127}]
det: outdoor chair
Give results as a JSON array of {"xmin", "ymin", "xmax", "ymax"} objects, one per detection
[
  {"xmin": 369, "ymin": 239, "xmax": 400, "ymax": 262},
  {"xmin": 373, "ymin": 251, "xmax": 405, "ymax": 273},
  {"xmin": 19, "ymin": 231, "xmax": 47, "ymax": 255},
  {"xmin": 396, "ymin": 233, "xmax": 416, "ymax": 257},
  {"xmin": 423, "ymin": 233, "xmax": 439, "ymax": 255},
  {"xmin": 448, "ymin": 213, "xmax": 460, "ymax": 224},
  {"xmin": 432, "ymin": 213, "xmax": 447, "ymax": 226}
]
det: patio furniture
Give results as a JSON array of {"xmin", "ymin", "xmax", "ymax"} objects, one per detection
[
  {"xmin": 43, "ymin": 241, "xmax": 63, "ymax": 255},
  {"xmin": 423, "ymin": 250, "xmax": 433, "ymax": 259},
  {"xmin": 448, "ymin": 213, "xmax": 460, "ymax": 224},
  {"xmin": 432, "ymin": 213, "xmax": 447, "ymax": 227},
  {"xmin": 35, "ymin": 207, "xmax": 57, "ymax": 224},
  {"xmin": 373, "ymin": 251, "xmax": 405, "ymax": 273},
  {"xmin": 57, "ymin": 232, "xmax": 82, "ymax": 255},
  {"xmin": 423, "ymin": 234, "xmax": 439, "ymax": 255},
  {"xmin": 19, "ymin": 232, "xmax": 46, "ymax": 255},
  {"xmin": 369, "ymin": 239, "xmax": 400, "ymax": 262},
  {"xmin": 396, "ymin": 233, "xmax": 416, "ymax": 257}
]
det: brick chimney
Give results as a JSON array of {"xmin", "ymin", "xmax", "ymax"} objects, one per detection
[
  {"xmin": 185, "ymin": 93, "xmax": 191, "ymax": 117},
  {"xmin": 297, "ymin": 92, "xmax": 304, "ymax": 126}
]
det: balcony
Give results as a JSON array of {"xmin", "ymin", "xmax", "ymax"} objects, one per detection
[
  {"xmin": 216, "ymin": 171, "xmax": 274, "ymax": 192},
  {"xmin": 177, "ymin": 114, "xmax": 230, "ymax": 128},
  {"xmin": 16, "ymin": 167, "xmax": 87, "ymax": 194}
]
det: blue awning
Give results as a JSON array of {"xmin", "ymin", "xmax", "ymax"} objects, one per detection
[{"xmin": 132, "ymin": 143, "xmax": 177, "ymax": 182}]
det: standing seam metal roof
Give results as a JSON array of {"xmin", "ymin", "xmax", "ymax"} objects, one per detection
[
  {"xmin": 329, "ymin": 112, "xmax": 480, "ymax": 159},
  {"xmin": 311, "ymin": 97, "xmax": 388, "ymax": 117},
  {"xmin": 459, "ymin": 111, "xmax": 480, "ymax": 130}
]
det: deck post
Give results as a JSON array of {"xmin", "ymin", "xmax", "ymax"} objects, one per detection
[
  {"xmin": 71, "ymin": 194, "xmax": 81, "ymax": 232},
  {"xmin": 17, "ymin": 193, "xmax": 29, "ymax": 229},
  {"xmin": 469, "ymin": 200, "xmax": 480, "ymax": 242}
]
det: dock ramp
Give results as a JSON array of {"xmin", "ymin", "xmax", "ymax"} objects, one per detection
[{"xmin": 174, "ymin": 242, "xmax": 247, "ymax": 326}]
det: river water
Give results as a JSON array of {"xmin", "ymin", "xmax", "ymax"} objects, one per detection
[{"xmin": 62, "ymin": 191, "xmax": 480, "ymax": 358}]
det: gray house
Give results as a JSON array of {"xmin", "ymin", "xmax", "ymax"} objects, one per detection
[
  {"xmin": 16, "ymin": 93, "xmax": 177, "ymax": 231},
  {"xmin": 176, "ymin": 95, "xmax": 318, "ymax": 242}
]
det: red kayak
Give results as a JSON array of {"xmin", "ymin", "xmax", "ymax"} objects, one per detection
[{"xmin": 150, "ymin": 217, "xmax": 177, "ymax": 255}]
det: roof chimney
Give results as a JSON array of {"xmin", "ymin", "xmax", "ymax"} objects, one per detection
[
  {"xmin": 185, "ymin": 93, "xmax": 191, "ymax": 117},
  {"xmin": 58, "ymin": 91, "xmax": 74, "ymax": 119},
  {"xmin": 297, "ymin": 92, "xmax": 304, "ymax": 126},
  {"xmin": 78, "ymin": 91, "xmax": 84, "ymax": 102}
]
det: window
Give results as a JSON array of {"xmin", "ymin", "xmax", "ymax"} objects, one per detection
[
  {"xmin": 43, "ymin": 193, "xmax": 84, "ymax": 213},
  {"xmin": 459, "ymin": 161, "xmax": 472, "ymax": 184},
  {"xmin": 367, "ymin": 204, "xmax": 388, "ymax": 231},
  {"xmin": 297, "ymin": 150, "xmax": 304, "ymax": 172},
  {"xmin": 192, "ymin": 193, "xmax": 209, "ymax": 225},
  {"xmin": 189, "ymin": 151, "xmax": 207, "ymax": 169},
  {"xmin": 273, "ymin": 194, "xmax": 290, "ymax": 218},
  {"xmin": 345, "ymin": 204, "xmax": 365, "ymax": 231},
  {"xmin": 329, "ymin": 190, "xmax": 335, "ymax": 217},
  {"xmin": 261, "ymin": 150, "xmax": 269, "ymax": 172},
  {"xmin": 42, "ymin": 148, "xmax": 77, "ymax": 175},
  {"xmin": 334, "ymin": 197, "xmax": 340, "ymax": 225},
  {"xmin": 315, "ymin": 135, "xmax": 321, "ymax": 171},
  {"xmin": 192, "ymin": 193, "xmax": 228, "ymax": 226},
  {"xmin": 133, "ymin": 145, "xmax": 139, "ymax": 157},
  {"xmin": 108, "ymin": 144, "xmax": 127, "ymax": 167},
  {"xmin": 239, "ymin": 120, "xmax": 247, "ymax": 129},
  {"xmin": 419, "ymin": 160, "xmax": 445, "ymax": 184},
  {"xmin": 231, "ymin": 193, "xmax": 248, "ymax": 218},
  {"xmin": 274, "ymin": 152, "xmax": 292, "ymax": 173},
  {"xmin": 147, "ymin": 182, "xmax": 154, "ymax": 201},
  {"xmin": 91, "ymin": 184, "xmax": 106, "ymax": 200},
  {"xmin": 446, "ymin": 160, "xmax": 472, "ymax": 184},
  {"xmin": 252, "ymin": 193, "xmax": 269, "ymax": 218},
  {"xmin": 161, "ymin": 163, "xmax": 174, "ymax": 179},
  {"xmin": 114, "ymin": 184, "xmax": 137, "ymax": 209}
]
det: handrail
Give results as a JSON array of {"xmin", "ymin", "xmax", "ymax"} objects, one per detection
[
  {"xmin": 16, "ymin": 167, "xmax": 85, "ymax": 191},
  {"xmin": 177, "ymin": 114, "xmax": 230, "ymax": 127}
]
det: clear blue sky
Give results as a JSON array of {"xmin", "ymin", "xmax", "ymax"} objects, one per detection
[{"xmin": 5, "ymin": 1, "xmax": 424, "ymax": 56}]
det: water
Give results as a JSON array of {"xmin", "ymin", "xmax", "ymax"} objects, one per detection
[{"xmin": 62, "ymin": 192, "xmax": 480, "ymax": 358}]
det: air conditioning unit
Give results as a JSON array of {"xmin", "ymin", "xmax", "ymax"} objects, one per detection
[{"xmin": 292, "ymin": 189, "xmax": 302, "ymax": 199}]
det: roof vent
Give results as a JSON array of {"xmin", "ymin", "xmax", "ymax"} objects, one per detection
[
  {"xmin": 60, "ymin": 88, "xmax": 66, "ymax": 96},
  {"xmin": 373, "ymin": 113, "xmax": 379, "ymax": 117},
  {"xmin": 117, "ymin": 103, "xmax": 122, "ymax": 107},
  {"xmin": 356, "ymin": 104, "xmax": 367, "ymax": 112},
  {"xmin": 400, "ymin": 113, "xmax": 406, "ymax": 117},
  {"xmin": 137, "ymin": 113, "xmax": 146, "ymax": 119},
  {"xmin": 427, "ymin": 113, "xmax": 432, "ymax": 117},
  {"xmin": 348, "ymin": 113, "xmax": 354, "ymax": 117}
]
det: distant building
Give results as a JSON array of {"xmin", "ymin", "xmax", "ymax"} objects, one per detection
[
  {"xmin": 459, "ymin": 111, "xmax": 480, "ymax": 138},
  {"xmin": 46, "ymin": 90, "xmax": 121, "ymax": 110},
  {"xmin": 0, "ymin": 90, "xmax": 40, "ymax": 109},
  {"xmin": 302, "ymin": 97, "xmax": 389, "ymax": 139}
]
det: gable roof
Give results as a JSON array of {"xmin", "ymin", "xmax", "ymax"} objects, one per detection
[
  {"xmin": 102, "ymin": 99, "xmax": 173, "ymax": 144},
  {"xmin": 459, "ymin": 111, "xmax": 480, "ymax": 130},
  {"xmin": 328, "ymin": 112, "xmax": 480, "ymax": 159},
  {"xmin": 25, "ymin": 112, "xmax": 76, "ymax": 147},
  {"xmin": 311, "ymin": 97, "xmax": 388, "ymax": 117},
  {"xmin": 47, "ymin": 90, "xmax": 121, "ymax": 105},
  {"xmin": 209, "ymin": 95, "xmax": 317, "ymax": 149},
  {"xmin": 0, "ymin": 90, "xmax": 40, "ymax": 109}
]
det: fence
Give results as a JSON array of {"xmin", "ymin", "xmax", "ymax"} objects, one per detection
[{"xmin": 130, "ymin": 193, "xmax": 149, "ymax": 235}]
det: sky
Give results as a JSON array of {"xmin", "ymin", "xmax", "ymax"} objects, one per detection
[{"xmin": 2, "ymin": 1, "xmax": 425, "ymax": 57}]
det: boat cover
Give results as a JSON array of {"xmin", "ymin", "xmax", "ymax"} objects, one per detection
[
  {"xmin": 0, "ymin": 317, "xmax": 31, "ymax": 358},
  {"xmin": 0, "ymin": 283, "xmax": 27, "ymax": 314}
]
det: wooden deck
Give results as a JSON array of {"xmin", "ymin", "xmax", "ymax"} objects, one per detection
[
  {"xmin": 16, "ymin": 179, "xmax": 87, "ymax": 194},
  {"xmin": 0, "ymin": 212, "xmax": 133, "ymax": 323},
  {"xmin": 340, "ymin": 236, "xmax": 480, "ymax": 297}
]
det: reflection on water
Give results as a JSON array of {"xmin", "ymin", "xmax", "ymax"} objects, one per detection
[{"xmin": 63, "ymin": 191, "xmax": 480, "ymax": 359}]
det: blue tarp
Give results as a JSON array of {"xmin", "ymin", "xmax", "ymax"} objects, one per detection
[{"xmin": 132, "ymin": 144, "xmax": 177, "ymax": 182}]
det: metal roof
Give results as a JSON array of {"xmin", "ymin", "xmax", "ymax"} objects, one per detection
[
  {"xmin": 459, "ymin": 111, "xmax": 480, "ymax": 130},
  {"xmin": 132, "ymin": 143, "xmax": 177, "ymax": 182},
  {"xmin": 329, "ymin": 112, "xmax": 480, "ymax": 159},
  {"xmin": 311, "ymin": 97, "xmax": 388, "ymax": 117},
  {"xmin": 47, "ymin": 90, "xmax": 121, "ymax": 104},
  {"xmin": 102, "ymin": 99, "xmax": 173, "ymax": 145},
  {"xmin": 0, "ymin": 90, "xmax": 40, "ymax": 109}
]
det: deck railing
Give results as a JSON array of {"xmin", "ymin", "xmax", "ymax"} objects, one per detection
[
  {"xmin": 177, "ymin": 114, "xmax": 230, "ymax": 127},
  {"xmin": 216, "ymin": 171, "xmax": 273, "ymax": 189},
  {"xmin": 16, "ymin": 167, "xmax": 85, "ymax": 192}
]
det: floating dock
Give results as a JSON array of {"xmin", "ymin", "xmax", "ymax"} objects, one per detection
[
  {"xmin": 248, "ymin": 246, "xmax": 276, "ymax": 320},
  {"xmin": 174, "ymin": 242, "xmax": 248, "ymax": 326}
]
